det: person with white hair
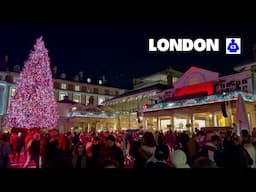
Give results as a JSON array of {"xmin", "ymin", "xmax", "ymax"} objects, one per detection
[{"xmin": 171, "ymin": 149, "xmax": 190, "ymax": 168}]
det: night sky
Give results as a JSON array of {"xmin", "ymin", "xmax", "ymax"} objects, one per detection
[{"xmin": 0, "ymin": 24, "xmax": 256, "ymax": 89}]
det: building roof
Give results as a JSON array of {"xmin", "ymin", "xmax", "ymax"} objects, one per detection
[
  {"xmin": 233, "ymin": 60, "xmax": 256, "ymax": 72},
  {"xmin": 133, "ymin": 67, "xmax": 183, "ymax": 82},
  {"xmin": 109, "ymin": 83, "xmax": 168, "ymax": 101}
]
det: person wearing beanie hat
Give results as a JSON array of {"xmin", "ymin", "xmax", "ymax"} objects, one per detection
[{"xmin": 172, "ymin": 149, "xmax": 190, "ymax": 168}]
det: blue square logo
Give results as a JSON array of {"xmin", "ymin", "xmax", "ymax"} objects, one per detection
[{"xmin": 226, "ymin": 38, "xmax": 241, "ymax": 54}]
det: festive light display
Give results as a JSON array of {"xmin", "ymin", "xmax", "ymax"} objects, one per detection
[
  {"xmin": 143, "ymin": 91, "xmax": 254, "ymax": 112},
  {"xmin": 3, "ymin": 37, "xmax": 59, "ymax": 129},
  {"xmin": 69, "ymin": 111, "xmax": 115, "ymax": 118}
]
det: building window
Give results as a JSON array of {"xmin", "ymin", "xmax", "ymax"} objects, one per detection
[
  {"xmin": 93, "ymin": 88, "xmax": 99, "ymax": 94},
  {"xmin": 242, "ymin": 79, "xmax": 247, "ymax": 84},
  {"xmin": 81, "ymin": 86, "xmax": 87, "ymax": 92},
  {"xmin": 10, "ymin": 87, "xmax": 16, "ymax": 96},
  {"xmin": 243, "ymin": 86, "xmax": 248, "ymax": 91},
  {"xmin": 75, "ymin": 85, "xmax": 80, "ymax": 91},
  {"xmin": 61, "ymin": 83, "xmax": 67, "ymax": 89},
  {"xmin": 86, "ymin": 95, "xmax": 90, "ymax": 105},
  {"xmin": 115, "ymin": 91, "xmax": 119, "ymax": 96},
  {"xmin": 98, "ymin": 96, "xmax": 104, "ymax": 105},
  {"xmin": 73, "ymin": 94, "xmax": 81, "ymax": 103},
  {"xmin": 59, "ymin": 92, "xmax": 68, "ymax": 100},
  {"xmin": 54, "ymin": 82, "xmax": 60, "ymax": 89},
  {"xmin": 221, "ymin": 84, "xmax": 225, "ymax": 88},
  {"xmin": 8, "ymin": 87, "xmax": 16, "ymax": 109},
  {"xmin": 105, "ymin": 89, "xmax": 110, "ymax": 95}
]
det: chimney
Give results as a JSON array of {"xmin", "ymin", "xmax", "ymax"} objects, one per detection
[
  {"xmin": 5, "ymin": 55, "xmax": 8, "ymax": 64},
  {"xmin": 79, "ymin": 71, "xmax": 83, "ymax": 81},
  {"xmin": 102, "ymin": 75, "xmax": 107, "ymax": 84},
  {"xmin": 13, "ymin": 65, "xmax": 21, "ymax": 73},
  {"xmin": 73, "ymin": 75, "xmax": 79, "ymax": 81},
  {"xmin": 52, "ymin": 66, "xmax": 58, "ymax": 77},
  {"xmin": 167, "ymin": 71, "xmax": 173, "ymax": 88},
  {"xmin": 60, "ymin": 73, "xmax": 66, "ymax": 79}
]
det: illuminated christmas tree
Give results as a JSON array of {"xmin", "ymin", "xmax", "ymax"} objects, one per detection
[{"xmin": 3, "ymin": 37, "xmax": 59, "ymax": 129}]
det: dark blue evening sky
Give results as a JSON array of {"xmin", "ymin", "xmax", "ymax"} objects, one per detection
[{"xmin": 0, "ymin": 24, "xmax": 256, "ymax": 89}]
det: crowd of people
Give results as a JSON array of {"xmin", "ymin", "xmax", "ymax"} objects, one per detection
[{"xmin": 1, "ymin": 127, "xmax": 256, "ymax": 168}]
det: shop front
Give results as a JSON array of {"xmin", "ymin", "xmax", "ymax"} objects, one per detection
[{"xmin": 142, "ymin": 91, "xmax": 255, "ymax": 133}]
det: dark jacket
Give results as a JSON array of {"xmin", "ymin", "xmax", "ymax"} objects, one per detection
[
  {"xmin": 106, "ymin": 145, "xmax": 124, "ymax": 168},
  {"xmin": 223, "ymin": 144, "xmax": 253, "ymax": 168},
  {"xmin": 200, "ymin": 143, "xmax": 223, "ymax": 167},
  {"xmin": 129, "ymin": 140, "xmax": 144, "ymax": 169},
  {"xmin": 29, "ymin": 140, "xmax": 40, "ymax": 157}
]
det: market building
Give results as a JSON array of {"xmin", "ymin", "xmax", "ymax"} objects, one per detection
[
  {"xmin": 142, "ymin": 64, "xmax": 256, "ymax": 133},
  {"xmin": 104, "ymin": 67, "xmax": 183, "ymax": 130},
  {"xmin": 0, "ymin": 70, "xmax": 126, "ymax": 132}
]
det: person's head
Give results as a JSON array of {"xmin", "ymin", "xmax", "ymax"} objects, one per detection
[
  {"xmin": 18, "ymin": 132, "xmax": 22, "ymax": 137},
  {"xmin": 233, "ymin": 136, "xmax": 241, "ymax": 145},
  {"xmin": 75, "ymin": 142, "xmax": 85, "ymax": 156},
  {"xmin": 173, "ymin": 141, "xmax": 182, "ymax": 150},
  {"xmin": 142, "ymin": 132, "xmax": 156, "ymax": 147},
  {"xmin": 66, "ymin": 132, "xmax": 72, "ymax": 139},
  {"xmin": 241, "ymin": 130, "xmax": 251, "ymax": 144},
  {"xmin": 92, "ymin": 136, "xmax": 99, "ymax": 145},
  {"xmin": 195, "ymin": 131, "xmax": 205, "ymax": 142},
  {"xmin": 154, "ymin": 144, "xmax": 170, "ymax": 161},
  {"xmin": 172, "ymin": 149, "xmax": 189, "ymax": 168},
  {"xmin": 33, "ymin": 133, "xmax": 40, "ymax": 141},
  {"xmin": 211, "ymin": 135, "xmax": 221, "ymax": 146},
  {"xmin": 106, "ymin": 135, "xmax": 116, "ymax": 147},
  {"xmin": 0, "ymin": 133, "xmax": 4, "ymax": 141},
  {"xmin": 50, "ymin": 129, "xmax": 58, "ymax": 138}
]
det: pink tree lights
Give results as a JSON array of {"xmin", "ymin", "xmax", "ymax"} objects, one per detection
[{"xmin": 3, "ymin": 37, "xmax": 59, "ymax": 129}]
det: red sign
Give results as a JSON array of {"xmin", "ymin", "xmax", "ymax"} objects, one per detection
[{"xmin": 175, "ymin": 81, "xmax": 214, "ymax": 96}]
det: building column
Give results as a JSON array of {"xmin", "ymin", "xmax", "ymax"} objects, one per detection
[
  {"xmin": 209, "ymin": 113, "xmax": 214, "ymax": 127},
  {"xmin": 170, "ymin": 116, "xmax": 175, "ymax": 131},
  {"xmin": 213, "ymin": 113, "xmax": 217, "ymax": 127},
  {"xmin": 190, "ymin": 114, "xmax": 195, "ymax": 133},
  {"xmin": 157, "ymin": 112, "xmax": 160, "ymax": 131},
  {"xmin": 142, "ymin": 116, "xmax": 146, "ymax": 129},
  {"xmin": 88, "ymin": 123, "xmax": 91, "ymax": 133}
]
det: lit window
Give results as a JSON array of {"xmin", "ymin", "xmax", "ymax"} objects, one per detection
[
  {"xmin": 75, "ymin": 85, "xmax": 80, "ymax": 91},
  {"xmin": 99, "ymin": 80, "xmax": 103, "ymax": 85},
  {"xmin": 87, "ymin": 78, "xmax": 91, "ymax": 83},
  {"xmin": 173, "ymin": 77, "xmax": 178, "ymax": 83},
  {"xmin": 8, "ymin": 87, "xmax": 16, "ymax": 109},
  {"xmin": 242, "ymin": 79, "xmax": 247, "ymax": 84},
  {"xmin": 73, "ymin": 94, "xmax": 81, "ymax": 103},
  {"xmin": 13, "ymin": 77, "xmax": 18, "ymax": 83},
  {"xmin": 86, "ymin": 95, "xmax": 90, "ymax": 105},
  {"xmin": 10, "ymin": 87, "xmax": 16, "ymax": 96},
  {"xmin": 59, "ymin": 92, "xmax": 68, "ymax": 100},
  {"xmin": 98, "ymin": 96, "xmax": 104, "ymax": 104},
  {"xmin": 61, "ymin": 83, "xmax": 67, "ymax": 89}
]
